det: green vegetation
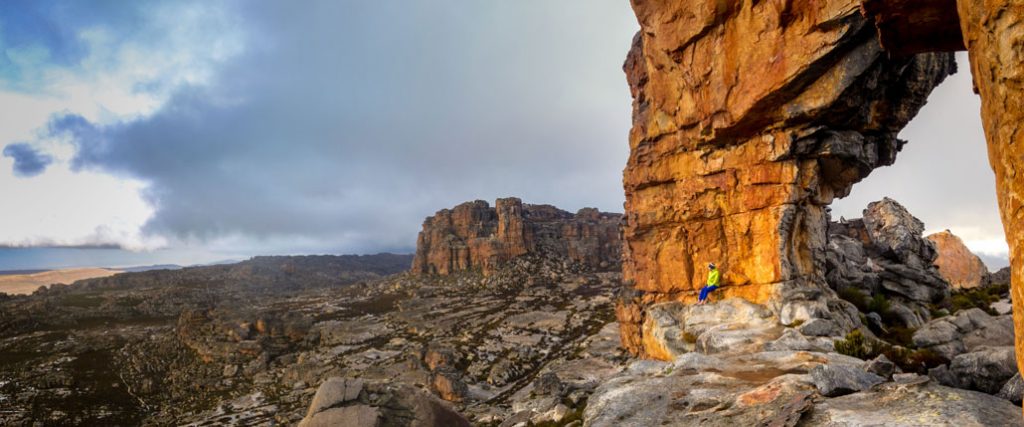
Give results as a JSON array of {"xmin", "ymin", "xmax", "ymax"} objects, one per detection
[
  {"xmin": 866, "ymin": 294, "xmax": 890, "ymax": 315},
  {"xmin": 833, "ymin": 329, "xmax": 873, "ymax": 359},
  {"xmin": 838, "ymin": 288, "xmax": 869, "ymax": 312},
  {"xmin": 834, "ymin": 329, "xmax": 948, "ymax": 374},
  {"xmin": 944, "ymin": 283, "xmax": 1009, "ymax": 315}
]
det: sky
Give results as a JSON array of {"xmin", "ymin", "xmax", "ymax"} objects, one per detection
[{"xmin": 0, "ymin": 1, "xmax": 1010, "ymax": 271}]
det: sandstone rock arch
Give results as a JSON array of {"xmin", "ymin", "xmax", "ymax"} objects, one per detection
[{"xmin": 615, "ymin": 0, "xmax": 1022, "ymax": 380}]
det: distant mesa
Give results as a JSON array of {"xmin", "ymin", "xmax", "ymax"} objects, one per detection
[
  {"xmin": 926, "ymin": 230, "xmax": 991, "ymax": 289},
  {"xmin": 412, "ymin": 197, "xmax": 622, "ymax": 276}
]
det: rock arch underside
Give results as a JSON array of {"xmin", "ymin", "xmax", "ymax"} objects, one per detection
[{"xmin": 615, "ymin": 0, "xmax": 1024, "ymax": 378}]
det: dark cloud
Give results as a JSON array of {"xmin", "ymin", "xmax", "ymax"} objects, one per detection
[
  {"xmin": 48, "ymin": 1, "xmax": 639, "ymax": 254},
  {"xmin": 0, "ymin": 0, "xmax": 172, "ymax": 91},
  {"xmin": 2, "ymin": 143, "xmax": 52, "ymax": 177}
]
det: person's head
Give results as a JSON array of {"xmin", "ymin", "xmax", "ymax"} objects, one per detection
[{"xmin": 708, "ymin": 262, "xmax": 716, "ymax": 270}]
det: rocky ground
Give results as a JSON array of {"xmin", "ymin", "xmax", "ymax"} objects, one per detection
[
  {"xmin": 0, "ymin": 252, "xmax": 627, "ymax": 426},
  {"xmin": 1, "ymin": 197, "xmax": 1019, "ymax": 426}
]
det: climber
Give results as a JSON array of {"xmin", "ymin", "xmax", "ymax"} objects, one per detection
[{"xmin": 697, "ymin": 263, "xmax": 720, "ymax": 305}]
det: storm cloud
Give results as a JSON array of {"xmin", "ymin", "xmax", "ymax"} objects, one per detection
[
  {"xmin": 39, "ymin": 1, "xmax": 639, "ymax": 254},
  {"xmin": 3, "ymin": 143, "xmax": 52, "ymax": 177},
  {"xmin": 0, "ymin": 1, "xmax": 1009, "ymax": 270}
]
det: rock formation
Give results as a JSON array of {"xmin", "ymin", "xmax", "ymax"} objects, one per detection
[
  {"xmin": 857, "ymin": 0, "xmax": 1024, "ymax": 410},
  {"xmin": 617, "ymin": 0, "xmax": 955, "ymax": 356},
  {"xmin": 412, "ymin": 198, "xmax": 621, "ymax": 276},
  {"xmin": 826, "ymin": 198, "xmax": 950, "ymax": 328},
  {"xmin": 927, "ymin": 229, "xmax": 991, "ymax": 288}
]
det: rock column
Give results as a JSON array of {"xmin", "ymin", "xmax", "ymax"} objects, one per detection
[{"xmin": 955, "ymin": 0, "xmax": 1024, "ymax": 400}]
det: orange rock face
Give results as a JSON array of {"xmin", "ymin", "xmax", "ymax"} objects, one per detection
[
  {"xmin": 927, "ymin": 230, "xmax": 990, "ymax": 289},
  {"xmin": 412, "ymin": 198, "xmax": 621, "ymax": 275},
  {"xmin": 618, "ymin": 0, "xmax": 955, "ymax": 356},
  {"xmin": 954, "ymin": 0, "xmax": 1024, "ymax": 411}
]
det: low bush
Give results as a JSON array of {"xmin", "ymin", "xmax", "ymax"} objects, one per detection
[
  {"xmin": 834, "ymin": 329, "xmax": 947, "ymax": 375},
  {"xmin": 838, "ymin": 288, "xmax": 869, "ymax": 313}
]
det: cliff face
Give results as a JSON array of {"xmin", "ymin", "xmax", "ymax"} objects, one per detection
[
  {"xmin": 927, "ymin": 230, "xmax": 990, "ymax": 289},
  {"xmin": 617, "ymin": 0, "xmax": 955, "ymax": 356},
  {"xmin": 954, "ymin": 1, "xmax": 1024, "ymax": 400},
  {"xmin": 412, "ymin": 198, "xmax": 621, "ymax": 275}
]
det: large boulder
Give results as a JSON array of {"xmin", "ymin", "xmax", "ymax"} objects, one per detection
[
  {"xmin": 298, "ymin": 377, "xmax": 470, "ymax": 427},
  {"xmin": 801, "ymin": 378, "xmax": 1024, "ymax": 426},
  {"xmin": 639, "ymin": 299, "xmax": 777, "ymax": 360},
  {"xmin": 912, "ymin": 309, "xmax": 1014, "ymax": 360},
  {"xmin": 927, "ymin": 230, "xmax": 990, "ymax": 289},
  {"xmin": 614, "ymin": 0, "xmax": 955, "ymax": 356},
  {"xmin": 948, "ymin": 346, "xmax": 1018, "ymax": 394},
  {"xmin": 809, "ymin": 364, "xmax": 885, "ymax": 397}
]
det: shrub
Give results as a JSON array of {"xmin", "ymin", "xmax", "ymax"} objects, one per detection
[
  {"xmin": 946, "ymin": 284, "xmax": 1008, "ymax": 315},
  {"xmin": 880, "ymin": 326, "xmax": 916, "ymax": 348},
  {"xmin": 866, "ymin": 294, "xmax": 891, "ymax": 315},
  {"xmin": 838, "ymin": 288, "xmax": 869, "ymax": 312},
  {"xmin": 836, "ymin": 330, "xmax": 949, "ymax": 375},
  {"xmin": 834, "ymin": 330, "xmax": 873, "ymax": 359}
]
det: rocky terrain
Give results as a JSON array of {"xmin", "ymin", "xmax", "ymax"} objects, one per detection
[
  {"xmin": 0, "ymin": 201, "xmax": 631, "ymax": 426},
  {"xmin": 616, "ymin": 0, "xmax": 1024, "ymax": 394},
  {"xmin": 597, "ymin": 197, "xmax": 1022, "ymax": 425}
]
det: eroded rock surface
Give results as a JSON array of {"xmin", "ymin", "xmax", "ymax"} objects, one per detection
[
  {"xmin": 617, "ymin": 0, "xmax": 955, "ymax": 356},
  {"xmin": 928, "ymin": 229, "xmax": 991, "ymax": 288},
  {"xmin": 412, "ymin": 198, "xmax": 621, "ymax": 276}
]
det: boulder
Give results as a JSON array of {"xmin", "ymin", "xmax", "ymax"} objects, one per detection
[
  {"xmin": 927, "ymin": 230, "xmax": 990, "ymax": 289},
  {"xmin": 809, "ymin": 364, "xmax": 885, "ymax": 397},
  {"xmin": 305, "ymin": 377, "xmax": 363, "ymax": 416},
  {"xmin": 640, "ymin": 299, "xmax": 776, "ymax": 360},
  {"xmin": 298, "ymin": 378, "xmax": 470, "ymax": 427},
  {"xmin": 802, "ymin": 380, "xmax": 1024, "ymax": 426},
  {"xmin": 949, "ymin": 346, "xmax": 1018, "ymax": 394},
  {"xmin": 299, "ymin": 406, "xmax": 379, "ymax": 427},
  {"xmin": 998, "ymin": 373, "xmax": 1024, "ymax": 405},
  {"xmin": 863, "ymin": 354, "xmax": 895, "ymax": 380}
]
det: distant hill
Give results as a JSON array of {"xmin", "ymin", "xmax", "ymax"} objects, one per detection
[
  {"xmin": 0, "ymin": 268, "xmax": 121, "ymax": 295},
  {"xmin": 118, "ymin": 264, "xmax": 184, "ymax": 273}
]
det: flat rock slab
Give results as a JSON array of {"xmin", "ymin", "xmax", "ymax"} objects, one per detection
[
  {"xmin": 810, "ymin": 365, "xmax": 884, "ymax": 397},
  {"xmin": 803, "ymin": 381, "xmax": 1024, "ymax": 426}
]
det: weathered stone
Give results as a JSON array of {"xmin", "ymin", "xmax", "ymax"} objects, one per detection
[
  {"xmin": 809, "ymin": 364, "xmax": 885, "ymax": 397},
  {"xmin": 432, "ymin": 372, "xmax": 468, "ymax": 403},
  {"xmin": 928, "ymin": 230, "xmax": 990, "ymax": 289},
  {"xmin": 799, "ymin": 318, "xmax": 839, "ymax": 337},
  {"xmin": 616, "ymin": 0, "xmax": 955, "ymax": 355},
  {"xmin": 306, "ymin": 377, "xmax": 363, "ymax": 417},
  {"xmin": 999, "ymin": 373, "xmax": 1024, "ymax": 405},
  {"xmin": 863, "ymin": 354, "xmax": 895, "ymax": 380},
  {"xmin": 954, "ymin": 0, "xmax": 1024, "ymax": 402},
  {"xmin": 640, "ymin": 299, "xmax": 776, "ymax": 360},
  {"xmin": 298, "ymin": 405, "xmax": 379, "ymax": 427},
  {"xmin": 949, "ymin": 346, "xmax": 1018, "ymax": 394},
  {"xmin": 412, "ymin": 198, "xmax": 621, "ymax": 276},
  {"xmin": 802, "ymin": 381, "xmax": 1023, "ymax": 426}
]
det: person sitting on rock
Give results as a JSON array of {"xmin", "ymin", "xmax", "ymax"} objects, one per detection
[{"xmin": 697, "ymin": 263, "xmax": 720, "ymax": 305}]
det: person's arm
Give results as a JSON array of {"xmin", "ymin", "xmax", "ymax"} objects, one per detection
[{"xmin": 707, "ymin": 270, "xmax": 719, "ymax": 286}]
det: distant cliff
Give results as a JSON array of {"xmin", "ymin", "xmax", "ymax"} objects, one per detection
[{"xmin": 411, "ymin": 197, "xmax": 621, "ymax": 275}]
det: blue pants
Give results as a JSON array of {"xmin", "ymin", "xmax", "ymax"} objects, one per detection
[{"xmin": 698, "ymin": 285, "xmax": 718, "ymax": 302}]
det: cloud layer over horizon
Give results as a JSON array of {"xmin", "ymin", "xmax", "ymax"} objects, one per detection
[{"xmin": 0, "ymin": 1, "xmax": 1012, "ymax": 270}]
